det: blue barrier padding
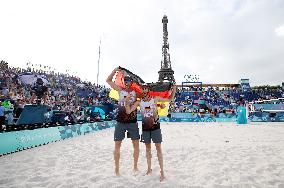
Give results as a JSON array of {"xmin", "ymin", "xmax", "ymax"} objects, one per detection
[
  {"xmin": 237, "ymin": 106, "xmax": 248, "ymax": 124},
  {"xmin": 16, "ymin": 105, "xmax": 50, "ymax": 125},
  {"xmin": 0, "ymin": 121, "xmax": 116, "ymax": 156}
]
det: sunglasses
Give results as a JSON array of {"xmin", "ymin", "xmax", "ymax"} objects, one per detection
[{"xmin": 124, "ymin": 80, "xmax": 132, "ymax": 84}]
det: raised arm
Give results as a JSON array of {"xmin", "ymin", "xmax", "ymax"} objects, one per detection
[
  {"xmin": 106, "ymin": 67, "xmax": 122, "ymax": 91},
  {"xmin": 154, "ymin": 85, "xmax": 177, "ymax": 103},
  {"xmin": 125, "ymin": 94, "xmax": 140, "ymax": 114}
]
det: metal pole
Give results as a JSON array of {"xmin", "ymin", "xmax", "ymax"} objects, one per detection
[{"xmin": 97, "ymin": 38, "xmax": 101, "ymax": 86}]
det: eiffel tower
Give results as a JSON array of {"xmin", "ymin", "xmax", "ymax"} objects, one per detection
[{"xmin": 158, "ymin": 15, "xmax": 175, "ymax": 83}]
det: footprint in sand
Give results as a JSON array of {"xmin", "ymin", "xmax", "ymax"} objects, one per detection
[
  {"xmin": 0, "ymin": 178, "xmax": 15, "ymax": 185},
  {"xmin": 27, "ymin": 175, "xmax": 49, "ymax": 183},
  {"xmin": 89, "ymin": 174, "xmax": 104, "ymax": 183}
]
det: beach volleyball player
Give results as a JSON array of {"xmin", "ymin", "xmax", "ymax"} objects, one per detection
[
  {"xmin": 125, "ymin": 84, "xmax": 176, "ymax": 182},
  {"xmin": 106, "ymin": 67, "xmax": 140, "ymax": 176}
]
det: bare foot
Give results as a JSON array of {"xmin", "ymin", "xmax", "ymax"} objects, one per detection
[
  {"xmin": 160, "ymin": 172, "xmax": 165, "ymax": 182},
  {"xmin": 115, "ymin": 169, "xmax": 120, "ymax": 176},
  {"xmin": 132, "ymin": 168, "xmax": 140, "ymax": 176},
  {"xmin": 146, "ymin": 169, "xmax": 152, "ymax": 175}
]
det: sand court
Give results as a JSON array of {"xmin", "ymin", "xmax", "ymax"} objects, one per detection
[{"xmin": 1, "ymin": 122, "xmax": 284, "ymax": 188}]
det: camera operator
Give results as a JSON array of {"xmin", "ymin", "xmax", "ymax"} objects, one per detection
[{"xmin": 31, "ymin": 78, "xmax": 48, "ymax": 105}]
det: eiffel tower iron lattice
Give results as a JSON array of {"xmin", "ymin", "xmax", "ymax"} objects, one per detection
[{"xmin": 158, "ymin": 15, "xmax": 175, "ymax": 83}]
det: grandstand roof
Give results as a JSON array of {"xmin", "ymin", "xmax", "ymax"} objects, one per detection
[{"xmin": 177, "ymin": 84, "xmax": 239, "ymax": 87}]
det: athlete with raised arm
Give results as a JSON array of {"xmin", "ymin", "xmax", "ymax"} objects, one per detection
[{"xmin": 106, "ymin": 67, "xmax": 140, "ymax": 176}]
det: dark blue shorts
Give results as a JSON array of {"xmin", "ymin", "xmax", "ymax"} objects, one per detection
[
  {"xmin": 141, "ymin": 129, "xmax": 162, "ymax": 144},
  {"xmin": 114, "ymin": 122, "xmax": 140, "ymax": 141}
]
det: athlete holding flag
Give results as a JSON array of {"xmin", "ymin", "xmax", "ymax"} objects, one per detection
[
  {"xmin": 125, "ymin": 84, "xmax": 176, "ymax": 182},
  {"xmin": 106, "ymin": 67, "xmax": 140, "ymax": 176}
]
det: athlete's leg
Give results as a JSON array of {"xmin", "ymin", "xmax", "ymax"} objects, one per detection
[
  {"xmin": 114, "ymin": 141, "xmax": 122, "ymax": 176},
  {"xmin": 155, "ymin": 143, "xmax": 165, "ymax": 181},
  {"xmin": 145, "ymin": 143, "xmax": 152, "ymax": 175},
  {"xmin": 128, "ymin": 123, "xmax": 140, "ymax": 171},
  {"xmin": 141, "ymin": 130, "xmax": 151, "ymax": 174},
  {"xmin": 114, "ymin": 122, "xmax": 126, "ymax": 176},
  {"xmin": 132, "ymin": 139, "xmax": 139, "ymax": 171}
]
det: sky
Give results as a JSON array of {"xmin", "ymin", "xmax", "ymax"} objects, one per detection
[{"xmin": 0, "ymin": 0, "xmax": 284, "ymax": 86}]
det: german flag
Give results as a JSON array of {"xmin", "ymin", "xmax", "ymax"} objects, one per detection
[
  {"xmin": 109, "ymin": 67, "xmax": 174, "ymax": 100},
  {"xmin": 109, "ymin": 67, "xmax": 144, "ymax": 100},
  {"xmin": 148, "ymin": 82, "xmax": 173, "ymax": 99},
  {"xmin": 145, "ymin": 106, "xmax": 151, "ymax": 110}
]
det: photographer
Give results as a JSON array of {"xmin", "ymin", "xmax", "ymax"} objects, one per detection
[{"xmin": 31, "ymin": 78, "xmax": 48, "ymax": 105}]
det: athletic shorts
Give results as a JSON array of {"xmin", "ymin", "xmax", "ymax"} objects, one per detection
[
  {"xmin": 141, "ymin": 128, "xmax": 162, "ymax": 144},
  {"xmin": 114, "ymin": 122, "xmax": 140, "ymax": 141}
]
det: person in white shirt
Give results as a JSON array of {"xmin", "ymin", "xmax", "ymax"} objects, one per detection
[
  {"xmin": 106, "ymin": 67, "xmax": 140, "ymax": 176},
  {"xmin": 125, "ymin": 84, "xmax": 176, "ymax": 182}
]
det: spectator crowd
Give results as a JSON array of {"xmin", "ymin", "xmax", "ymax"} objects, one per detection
[
  {"xmin": 1, "ymin": 60, "xmax": 283, "ymax": 126},
  {"xmin": 0, "ymin": 61, "xmax": 115, "ymax": 126},
  {"xmin": 169, "ymin": 84, "xmax": 284, "ymax": 115}
]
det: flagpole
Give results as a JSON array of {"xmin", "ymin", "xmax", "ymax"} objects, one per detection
[{"xmin": 97, "ymin": 38, "xmax": 101, "ymax": 86}]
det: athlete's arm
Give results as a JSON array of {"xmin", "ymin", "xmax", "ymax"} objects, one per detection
[
  {"xmin": 125, "ymin": 95, "xmax": 140, "ymax": 114},
  {"xmin": 106, "ymin": 67, "xmax": 122, "ymax": 91},
  {"xmin": 157, "ymin": 103, "xmax": 166, "ymax": 109},
  {"xmin": 154, "ymin": 85, "xmax": 177, "ymax": 102}
]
